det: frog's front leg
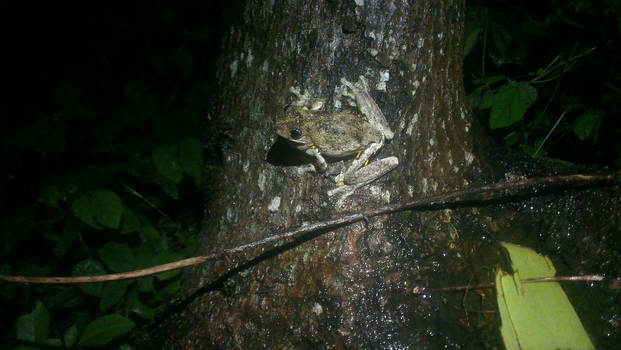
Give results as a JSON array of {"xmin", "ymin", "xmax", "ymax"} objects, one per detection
[
  {"xmin": 303, "ymin": 146, "xmax": 328, "ymax": 173},
  {"xmin": 340, "ymin": 77, "xmax": 394, "ymax": 140}
]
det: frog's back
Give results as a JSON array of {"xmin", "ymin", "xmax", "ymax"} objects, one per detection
[{"xmin": 309, "ymin": 111, "xmax": 383, "ymax": 158}]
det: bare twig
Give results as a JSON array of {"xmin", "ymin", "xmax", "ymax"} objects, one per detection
[
  {"xmin": 522, "ymin": 275, "xmax": 604, "ymax": 284},
  {"xmin": 0, "ymin": 257, "xmax": 210, "ymax": 284},
  {"xmin": 412, "ymin": 274, "xmax": 608, "ymax": 295},
  {"xmin": 122, "ymin": 183, "xmax": 176, "ymax": 226},
  {"xmin": 1, "ymin": 172, "xmax": 618, "ymax": 284}
]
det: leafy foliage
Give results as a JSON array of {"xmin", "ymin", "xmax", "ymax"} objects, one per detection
[
  {"xmin": 465, "ymin": 0, "xmax": 620, "ymax": 166},
  {"xmin": 1, "ymin": 3, "xmax": 223, "ymax": 349},
  {"xmin": 77, "ymin": 315, "xmax": 136, "ymax": 348}
]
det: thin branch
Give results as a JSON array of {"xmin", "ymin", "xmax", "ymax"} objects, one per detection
[
  {"xmin": 122, "ymin": 183, "xmax": 176, "ymax": 226},
  {"xmin": 522, "ymin": 275, "xmax": 604, "ymax": 284},
  {"xmin": 0, "ymin": 257, "xmax": 210, "ymax": 284},
  {"xmin": 413, "ymin": 274, "xmax": 608, "ymax": 295},
  {"xmin": 1, "ymin": 172, "xmax": 619, "ymax": 284}
]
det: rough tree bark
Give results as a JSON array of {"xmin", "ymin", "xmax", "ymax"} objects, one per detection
[{"xmin": 171, "ymin": 0, "xmax": 490, "ymax": 348}]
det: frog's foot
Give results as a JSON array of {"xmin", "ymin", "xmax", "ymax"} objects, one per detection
[
  {"xmin": 343, "ymin": 156, "xmax": 398, "ymax": 185},
  {"xmin": 297, "ymin": 164, "xmax": 317, "ymax": 174},
  {"xmin": 327, "ymin": 156, "xmax": 398, "ymax": 198},
  {"xmin": 325, "ymin": 160, "xmax": 346, "ymax": 178},
  {"xmin": 327, "ymin": 182, "xmax": 360, "ymax": 198}
]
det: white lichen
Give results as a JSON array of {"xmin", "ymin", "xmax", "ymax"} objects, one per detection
[
  {"xmin": 229, "ymin": 60, "xmax": 238, "ymax": 78},
  {"xmin": 246, "ymin": 48, "xmax": 254, "ymax": 68},
  {"xmin": 268, "ymin": 196, "xmax": 281, "ymax": 212}
]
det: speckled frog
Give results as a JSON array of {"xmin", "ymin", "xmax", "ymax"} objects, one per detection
[{"xmin": 274, "ymin": 76, "xmax": 398, "ymax": 198}]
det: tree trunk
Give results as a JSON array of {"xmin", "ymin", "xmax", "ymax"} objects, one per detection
[{"xmin": 176, "ymin": 0, "xmax": 487, "ymax": 347}]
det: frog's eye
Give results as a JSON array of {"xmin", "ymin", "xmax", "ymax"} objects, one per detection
[{"xmin": 290, "ymin": 129, "xmax": 303, "ymax": 140}]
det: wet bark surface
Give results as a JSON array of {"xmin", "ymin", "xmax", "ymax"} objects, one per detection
[{"xmin": 146, "ymin": 1, "xmax": 620, "ymax": 348}]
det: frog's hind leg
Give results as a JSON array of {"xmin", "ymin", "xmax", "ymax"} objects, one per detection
[
  {"xmin": 340, "ymin": 141, "xmax": 383, "ymax": 183},
  {"xmin": 344, "ymin": 156, "xmax": 398, "ymax": 185},
  {"xmin": 326, "ymin": 155, "xmax": 397, "ymax": 199}
]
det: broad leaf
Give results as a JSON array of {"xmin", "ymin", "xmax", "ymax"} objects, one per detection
[
  {"xmin": 153, "ymin": 144, "xmax": 183, "ymax": 184},
  {"xmin": 169, "ymin": 47, "xmax": 193, "ymax": 81},
  {"xmin": 480, "ymin": 89, "xmax": 495, "ymax": 109},
  {"xmin": 126, "ymin": 287, "xmax": 155, "ymax": 320},
  {"xmin": 120, "ymin": 207, "xmax": 142, "ymax": 235},
  {"xmin": 0, "ymin": 262, "xmax": 17, "ymax": 302},
  {"xmin": 53, "ymin": 220, "xmax": 79, "ymax": 258},
  {"xmin": 497, "ymin": 242, "xmax": 594, "ymax": 350},
  {"xmin": 490, "ymin": 82, "xmax": 536, "ymax": 129},
  {"xmin": 179, "ymin": 138, "xmax": 203, "ymax": 186},
  {"xmin": 77, "ymin": 314, "xmax": 135, "ymax": 347},
  {"xmin": 72, "ymin": 259, "xmax": 106, "ymax": 297},
  {"xmin": 98, "ymin": 242, "xmax": 136, "ymax": 273},
  {"xmin": 100, "ymin": 280, "xmax": 132, "ymax": 312},
  {"xmin": 16, "ymin": 301, "xmax": 50, "ymax": 343},
  {"xmin": 71, "ymin": 189, "xmax": 123, "ymax": 230},
  {"xmin": 463, "ymin": 27, "xmax": 481, "ymax": 58},
  {"xmin": 38, "ymin": 185, "xmax": 62, "ymax": 208},
  {"xmin": 63, "ymin": 325, "xmax": 78, "ymax": 349},
  {"xmin": 573, "ymin": 111, "xmax": 602, "ymax": 142}
]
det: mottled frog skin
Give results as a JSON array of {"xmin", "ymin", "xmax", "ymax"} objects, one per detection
[
  {"xmin": 275, "ymin": 108, "xmax": 383, "ymax": 164},
  {"xmin": 275, "ymin": 76, "xmax": 398, "ymax": 198}
]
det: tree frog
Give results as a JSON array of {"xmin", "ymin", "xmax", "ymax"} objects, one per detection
[{"xmin": 274, "ymin": 76, "xmax": 398, "ymax": 198}]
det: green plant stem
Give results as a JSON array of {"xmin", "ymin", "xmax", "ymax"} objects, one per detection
[{"xmin": 533, "ymin": 111, "xmax": 567, "ymax": 158}]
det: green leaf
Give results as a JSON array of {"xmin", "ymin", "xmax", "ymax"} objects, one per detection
[
  {"xmin": 63, "ymin": 325, "xmax": 78, "ymax": 349},
  {"xmin": 15, "ymin": 301, "xmax": 50, "ymax": 343},
  {"xmin": 497, "ymin": 242, "xmax": 595, "ymax": 350},
  {"xmin": 99, "ymin": 242, "xmax": 136, "ymax": 273},
  {"xmin": 125, "ymin": 288, "xmax": 155, "ymax": 320},
  {"xmin": 463, "ymin": 27, "xmax": 481, "ymax": 58},
  {"xmin": 490, "ymin": 22, "xmax": 512, "ymax": 65},
  {"xmin": 100, "ymin": 280, "xmax": 132, "ymax": 312},
  {"xmin": 53, "ymin": 220, "xmax": 79, "ymax": 258},
  {"xmin": 16, "ymin": 263, "xmax": 52, "ymax": 280},
  {"xmin": 72, "ymin": 259, "xmax": 106, "ymax": 297},
  {"xmin": 517, "ymin": 83, "xmax": 537, "ymax": 108},
  {"xmin": 466, "ymin": 86, "xmax": 483, "ymax": 109},
  {"xmin": 520, "ymin": 18, "xmax": 550, "ymax": 36},
  {"xmin": 152, "ymin": 250, "xmax": 182, "ymax": 281},
  {"xmin": 161, "ymin": 277, "xmax": 182, "ymax": 295},
  {"xmin": 178, "ymin": 138, "xmax": 203, "ymax": 187},
  {"xmin": 139, "ymin": 225, "xmax": 160, "ymax": 241},
  {"xmin": 573, "ymin": 112, "xmax": 602, "ymax": 142},
  {"xmin": 71, "ymin": 190, "xmax": 123, "ymax": 230},
  {"xmin": 503, "ymin": 131, "xmax": 521, "ymax": 147},
  {"xmin": 480, "ymin": 89, "xmax": 495, "ymax": 109},
  {"xmin": 169, "ymin": 48, "xmax": 193, "ymax": 81},
  {"xmin": 92, "ymin": 190, "xmax": 123, "ymax": 229},
  {"xmin": 161, "ymin": 179, "xmax": 179, "ymax": 199},
  {"xmin": 490, "ymin": 82, "xmax": 536, "ymax": 129},
  {"xmin": 38, "ymin": 186, "xmax": 63, "ymax": 207},
  {"xmin": 474, "ymin": 75, "xmax": 506, "ymax": 85},
  {"xmin": 153, "ymin": 144, "xmax": 183, "ymax": 184},
  {"xmin": 0, "ymin": 262, "xmax": 17, "ymax": 302},
  {"xmin": 120, "ymin": 208, "xmax": 142, "ymax": 235},
  {"xmin": 137, "ymin": 276, "xmax": 154, "ymax": 293},
  {"xmin": 44, "ymin": 338, "xmax": 62, "ymax": 347},
  {"xmin": 77, "ymin": 314, "xmax": 135, "ymax": 347}
]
